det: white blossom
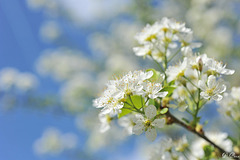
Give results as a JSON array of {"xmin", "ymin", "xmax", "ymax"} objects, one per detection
[
  {"xmin": 132, "ymin": 105, "xmax": 165, "ymax": 141},
  {"xmin": 175, "ymin": 135, "xmax": 188, "ymax": 152},
  {"xmin": 206, "ymin": 58, "xmax": 235, "ymax": 75},
  {"xmin": 118, "ymin": 114, "xmax": 137, "ymax": 134},
  {"xmin": 142, "ymin": 82, "xmax": 168, "ymax": 99},
  {"xmin": 166, "ymin": 57, "xmax": 188, "ymax": 82},
  {"xmin": 198, "ymin": 75, "xmax": 226, "ymax": 101},
  {"xmin": 191, "ymin": 132, "xmax": 232, "ymax": 159},
  {"xmin": 33, "ymin": 128, "xmax": 78, "ymax": 155},
  {"xmin": 218, "ymin": 87, "xmax": 240, "ymax": 120},
  {"xmin": 99, "ymin": 113, "xmax": 113, "ymax": 133},
  {"xmin": 0, "ymin": 68, "xmax": 38, "ymax": 92}
]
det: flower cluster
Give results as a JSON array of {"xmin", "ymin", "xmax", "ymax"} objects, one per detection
[
  {"xmin": 218, "ymin": 87, "xmax": 240, "ymax": 121},
  {"xmin": 93, "ymin": 70, "xmax": 167, "ymax": 116},
  {"xmin": 93, "ymin": 17, "xmax": 238, "ymax": 159},
  {"xmin": 149, "ymin": 136, "xmax": 189, "ymax": 160},
  {"xmin": 191, "ymin": 132, "xmax": 232, "ymax": 159},
  {"xmin": 33, "ymin": 128, "xmax": 78, "ymax": 155},
  {"xmin": 93, "ymin": 70, "xmax": 168, "ymax": 140},
  {"xmin": 166, "ymin": 53, "xmax": 234, "ymax": 104},
  {"xmin": 133, "ymin": 17, "xmax": 201, "ymax": 62},
  {"xmin": 0, "ymin": 67, "xmax": 38, "ymax": 92}
]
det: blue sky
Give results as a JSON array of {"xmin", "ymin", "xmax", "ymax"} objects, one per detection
[{"xmin": 0, "ymin": 1, "xmax": 77, "ymax": 160}]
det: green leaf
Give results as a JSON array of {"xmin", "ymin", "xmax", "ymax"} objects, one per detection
[
  {"xmin": 118, "ymin": 108, "xmax": 132, "ymax": 118},
  {"xmin": 146, "ymin": 68, "xmax": 164, "ymax": 82},
  {"xmin": 130, "ymin": 95, "xmax": 145, "ymax": 109},
  {"xmin": 203, "ymin": 145, "xmax": 214, "ymax": 158},
  {"xmin": 148, "ymin": 99, "xmax": 155, "ymax": 106},
  {"xmin": 168, "ymin": 80, "xmax": 175, "ymax": 86},
  {"xmin": 159, "ymin": 108, "xmax": 168, "ymax": 114},
  {"xmin": 160, "ymin": 86, "xmax": 176, "ymax": 96},
  {"xmin": 118, "ymin": 95, "xmax": 145, "ymax": 118}
]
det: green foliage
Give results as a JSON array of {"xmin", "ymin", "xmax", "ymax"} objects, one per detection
[
  {"xmin": 159, "ymin": 108, "xmax": 168, "ymax": 114},
  {"xmin": 118, "ymin": 95, "xmax": 145, "ymax": 118},
  {"xmin": 161, "ymin": 86, "xmax": 176, "ymax": 96},
  {"xmin": 146, "ymin": 68, "xmax": 163, "ymax": 83},
  {"xmin": 148, "ymin": 98, "xmax": 156, "ymax": 106},
  {"xmin": 203, "ymin": 145, "xmax": 214, "ymax": 159}
]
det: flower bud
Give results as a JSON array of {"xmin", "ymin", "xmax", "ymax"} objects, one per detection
[{"xmin": 198, "ymin": 58, "xmax": 203, "ymax": 72}]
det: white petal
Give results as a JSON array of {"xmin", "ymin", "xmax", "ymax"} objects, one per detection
[
  {"xmin": 156, "ymin": 91, "xmax": 168, "ymax": 98},
  {"xmin": 208, "ymin": 75, "xmax": 216, "ymax": 89},
  {"xmin": 198, "ymin": 80, "xmax": 206, "ymax": 91},
  {"xmin": 200, "ymin": 92, "xmax": 210, "ymax": 99},
  {"xmin": 148, "ymin": 94, "xmax": 157, "ymax": 99},
  {"xmin": 145, "ymin": 71, "xmax": 154, "ymax": 79},
  {"xmin": 132, "ymin": 122, "xmax": 144, "ymax": 135},
  {"xmin": 223, "ymin": 69, "xmax": 235, "ymax": 75},
  {"xmin": 118, "ymin": 117, "xmax": 130, "ymax": 127},
  {"xmin": 212, "ymin": 94, "xmax": 223, "ymax": 101},
  {"xmin": 100, "ymin": 123, "xmax": 110, "ymax": 133},
  {"xmin": 218, "ymin": 84, "xmax": 226, "ymax": 93},
  {"xmin": 145, "ymin": 105, "xmax": 157, "ymax": 119},
  {"xmin": 152, "ymin": 119, "xmax": 165, "ymax": 128},
  {"xmin": 146, "ymin": 128, "xmax": 157, "ymax": 141}
]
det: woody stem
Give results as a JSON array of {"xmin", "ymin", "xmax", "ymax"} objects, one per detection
[{"xmin": 166, "ymin": 111, "xmax": 228, "ymax": 156}]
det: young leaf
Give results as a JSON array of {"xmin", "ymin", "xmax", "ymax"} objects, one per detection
[
  {"xmin": 203, "ymin": 145, "xmax": 214, "ymax": 158},
  {"xmin": 160, "ymin": 86, "xmax": 176, "ymax": 96},
  {"xmin": 118, "ymin": 108, "xmax": 132, "ymax": 118},
  {"xmin": 130, "ymin": 95, "xmax": 145, "ymax": 109},
  {"xmin": 160, "ymin": 108, "xmax": 168, "ymax": 114},
  {"xmin": 118, "ymin": 95, "xmax": 145, "ymax": 118},
  {"xmin": 146, "ymin": 68, "xmax": 164, "ymax": 82}
]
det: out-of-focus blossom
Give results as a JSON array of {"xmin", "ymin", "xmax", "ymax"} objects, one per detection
[
  {"xmin": 33, "ymin": 128, "xmax": 78, "ymax": 155},
  {"xmin": 191, "ymin": 132, "xmax": 232, "ymax": 159},
  {"xmin": 40, "ymin": 21, "xmax": 61, "ymax": 42},
  {"xmin": 118, "ymin": 114, "xmax": 138, "ymax": 135},
  {"xmin": 36, "ymin": 48, "xmax": 93, "ymax": 81},
  {"xmin": 60, "ymin": 73, "xmax": 94, "ymax": 113},
  {"xmin": 0, "ymin": 68, "xmax": 38, "ymax": 92},
  {"xmin": 148, "ymin": 136, "xmax": 188, "ymax": 160},
  {"xmin": 218, "ymin": 87, "xmax": 240, "ymax": 120}
]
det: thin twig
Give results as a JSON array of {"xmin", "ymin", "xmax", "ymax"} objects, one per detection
[{"xmin": 165, "ymin": 111, "xmax": 230, "ymax": 156}]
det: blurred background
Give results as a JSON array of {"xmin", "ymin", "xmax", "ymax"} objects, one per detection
[{"xmin": 0, "ymin": 0, "xmax": 240, "ymax": 160}]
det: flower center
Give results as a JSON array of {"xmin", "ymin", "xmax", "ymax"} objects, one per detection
[
  {"xmin": 206, "ymin": 87, "xmax": 215, "ymax": 95},
  {"xmin": 145, "ymin": 120, "xmax": 152, "ymax": 127},
  {"xmin": 145, "ymin": 34, "xmax": 157, "ymax": 41}
]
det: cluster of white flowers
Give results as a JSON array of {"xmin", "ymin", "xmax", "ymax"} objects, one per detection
[
  {"xmin": 93, "ymin": 17, "xmax": 238, "ymax": 159},
  {"xmin": 149, "ymin": 136, "xmax": 188, "ymax": 160},
  {"xmin": 0, "ymin": 67, "xmax": 38, "ymax": 92},
  {"xmin": 133, "ymin": 17, "xmax": 201, "ymax": 62},
  {"xmin": 33, "ymin": 128, "xmax": 78, "ymax": 155},
  {"xmin": 36, "ymin": 48, "xmax": 93, "ymax": 81},
  {"xmin": 93, "ymin": 70, "xmax": 168, "ymax": 140},
  {"xmin": 191, "ymin": 132, "xmax": 232, "ymax": 159},
  {"xmin": 218, "ymin": 87, "xmax": 240, "ymax": 120},
  {"xmin": 166, "ymin": 53, "xmax": 234, "ymax": 103},
  {"xmin": 93, "ymin": 70, "xmax": 167, "ymax": 116}
]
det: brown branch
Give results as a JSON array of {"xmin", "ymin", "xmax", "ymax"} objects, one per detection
[{"xmin": 166, "ymin": 111, "xmax": 239, "ymax": 158}]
